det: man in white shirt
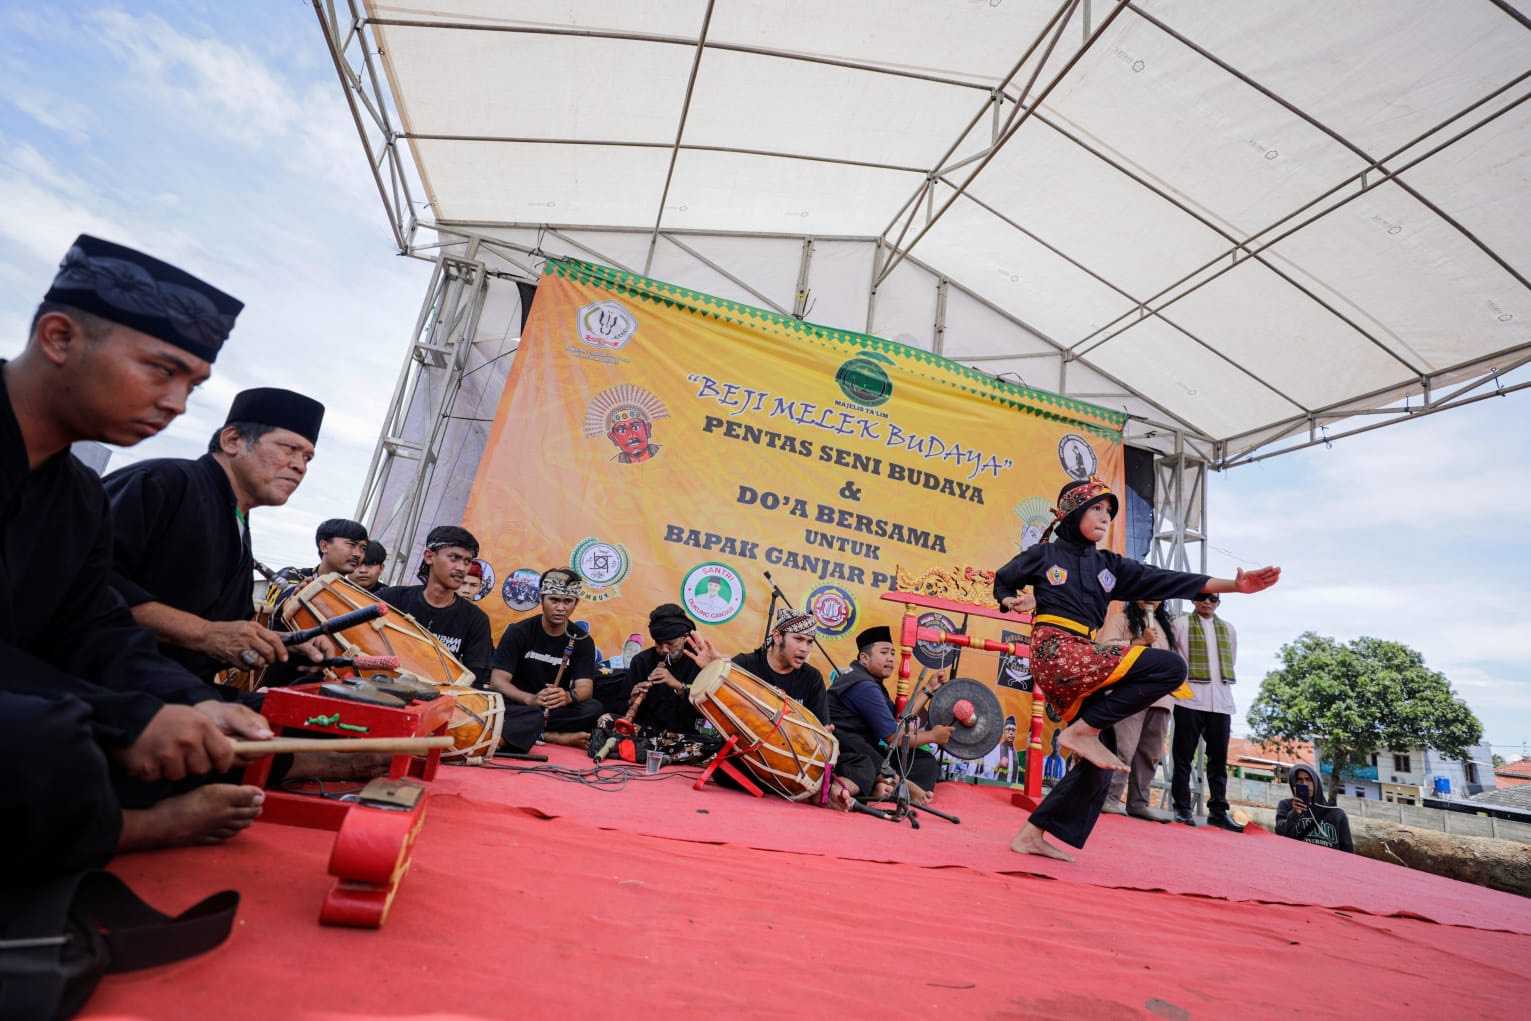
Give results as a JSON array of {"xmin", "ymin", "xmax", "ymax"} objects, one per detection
[{"xmin": 1170, "ymin": 593, "xmax": 1244, "ymax": 832}]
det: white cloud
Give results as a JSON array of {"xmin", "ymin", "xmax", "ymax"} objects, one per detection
[{"xmin": 6, "ymin": 88, "xmax": 92, "ymax": 144}]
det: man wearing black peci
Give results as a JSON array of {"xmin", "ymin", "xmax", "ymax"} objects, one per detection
[
  {"xmin": 2, "ymin": 234, "xmax": 273, "ymax": 874},
  {"xmin": 828, "ymin": 625, "xmax": 952, "ymax": 805},
  {"xmin": 488, "ymin": 567, "xmax": 604, "ymax": 745},
  {"xmin": 103, "ymin": 387, "xmax": 327, "ymax": 684}
]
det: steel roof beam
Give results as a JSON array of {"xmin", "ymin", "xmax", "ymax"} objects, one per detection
[{"xmin": 644, "ymin": 0, "xmax": 716, "ymax": 275}]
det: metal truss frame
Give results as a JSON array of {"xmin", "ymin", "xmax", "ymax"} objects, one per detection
[
  {"xmin": 318, "ymin": 0, "xmax": 1531, "ymax": 570},
  {"xmin": 352, "ymin": 243, "xmax": 489, "ymax": 584}
]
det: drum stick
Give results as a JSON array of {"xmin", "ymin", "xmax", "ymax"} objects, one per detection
[
  {"xmin": 279, "ymin": 603, "xmax": 389, "ymax": 646},
  {"xmin": 231, "ymin": 736, "xmax": 454, "ymax": 755}
]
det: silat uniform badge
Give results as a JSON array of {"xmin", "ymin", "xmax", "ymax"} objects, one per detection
[
  {"xmin": 1046, "ymin": 565, "xmax": 1068, "ymax": 586},
  {"xmin": 1097, "ymin": 568, "xmax": 1116, "ymax": 593}
]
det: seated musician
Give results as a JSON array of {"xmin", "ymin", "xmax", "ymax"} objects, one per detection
[
  {"xmin": 374, "ymin": 525, "xmax": 492, "ymax": 688},
  {"xmin": 3, "ymin": 234, "xmax": 274, "ymax": 874},
  {"xmin": 351, "ymin": 540, "xmax": 387, "ymax": 592},
  {"xmin": 687, "ymin": 608, "xmax": 867, "ymax": 808},
  {"xmin": 276, "ymin": 517, "xmax": 369, "ymax": 588},
  {"xmin": 829, "ymin": 626, "xmax": 952, "ymax": 805},
  {"xmin": 103, "ymin": 387, "xmax": 327, "ymax": 686},
  {"xmin": 488, "ymin": 568, "xmax": 604, "ymax": 745},
  {"xmin": 624, "ymin": 603, "xmax": 704, "ymax": 734}
]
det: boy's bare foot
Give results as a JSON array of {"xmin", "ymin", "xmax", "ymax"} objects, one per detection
[
  {"xmin": 1010, "ymin": 823, "xmax": 1074, "ymax": 861},
  {"xmin": 286, "ymin": 751, "xmax": 393, "ymax": 780},
  {"xmin": 907, "ymin": 782, "xmax": 931, "ymax": 806},
  {"xmin": 870, "ymin": 777, "xmax": 896, "ymax": 800},
  {"xmin": 118, "ymin": 784, "xmax": 265, "ymax": 852},
  {"xmin": 542, "ymin": 731, "xmax": 590, "ymax": 747},
  {"xmin": 1058, "ymin": 726, "xmax": 1129, "ymax": 772}
]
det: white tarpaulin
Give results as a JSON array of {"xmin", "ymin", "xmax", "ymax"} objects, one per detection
[{"xmin": 346, "ymin": 0, "xmax": 1531, "ymax": 466}]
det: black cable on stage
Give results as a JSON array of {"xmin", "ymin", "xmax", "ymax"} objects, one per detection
[{"xmin": 477, "ymin": 759, "xmax": 706, "ymax": 792}]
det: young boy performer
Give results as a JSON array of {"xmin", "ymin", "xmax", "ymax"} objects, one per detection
[{"xmin": 993, "ymin": 476, "xmax": 1279, "ymax": 861}]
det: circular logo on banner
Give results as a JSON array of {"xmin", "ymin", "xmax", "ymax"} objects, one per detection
[
  {"xmin": 834, "ymin": 350, "xmax": 895, "ymax": 407},
  {"xmin": 501, "ymin": 568, "xmax": 542, "ymax": 612},
  {"xmin": 1058, "ymin": 434, "xmax": 1098, "ymax": 480},
  {"xmin": 806, "ymin": 584, "xmax": 857, "ymax": 637},
  {"xmin": 914, "ymin": 611, "xmax": 963, "ymax": 669},
  {"xmin": 464, "ymin": 559, "xmax": 494, "ymax": 601},
  {"xmin": 577, "ymin": 300, "xmax": 638, "ymax": 349},
  {"xmin": 571, "ymin": 538, "xmax": 629, "ymax": 602},
  {"xmin": 681, "ymin": 562, "xmax": 746, "ymax": 625}
]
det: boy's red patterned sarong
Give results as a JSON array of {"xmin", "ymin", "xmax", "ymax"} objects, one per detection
[{"xmin": 1029, "ymin": 622, "xmax": 1144, "ymax": 723}]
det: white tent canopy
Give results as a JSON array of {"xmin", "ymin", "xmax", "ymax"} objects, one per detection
[{"xmin": 319, "ymin": 0, "xmax": 1531, "ymax": 574}]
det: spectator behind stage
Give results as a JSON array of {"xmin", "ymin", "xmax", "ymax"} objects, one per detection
[
  {"xmin": 456, "ymin": 558, "xmax": 484, "ymax": 601},
  {"xmin": 1275, "ymin": 763, "xmax": 1353, "ymax": 853},
  {"xmin": 828, "ymin": 625, "xmax": 952, "ymax": 805},
  {"xmin": 351, "ymin": 540, "xmax": 387, "ymax": 592},
  {"xmin": 374, "ymin": 526, "xmax": 492, "ymax": 687},
  {"xmin": 1096, "ymin": 599, "xmax": 1179, "ymax": 823},
  {"xmin": 1171, "ymin": 593, "xmax": 1245, "ymax": 832},
  {"xmin": 624, "ymin": 604, "xmax": 703, "ymax": 734},
  {"xmin": 488, "ymin": 567, "xmax": 604, "ymax": 745},
  {"xmin": 102, "ymin": 387, "xmax": 327, "ymax": 684}
]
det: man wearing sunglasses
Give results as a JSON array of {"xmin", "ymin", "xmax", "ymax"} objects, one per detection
[{"xmin": 1170, "ymin": 593, "xmax": 1244, "ymax": 831}]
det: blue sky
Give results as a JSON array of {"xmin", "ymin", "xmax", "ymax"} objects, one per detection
[{"xmin": 4, "ymin": 3, "xmax": 1529, "ymax": 757}]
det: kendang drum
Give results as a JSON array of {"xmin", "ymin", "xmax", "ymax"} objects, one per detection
[
  {"xmin": 689, "ymin": 659, "xmax": 838, "ymax": 801},
  {"xmin": 284, "ymin": 573, "xmax": 473, "ymax": 687},
  {"xmin": 439, "ymin": 687, "xmax": 505, "ymax": 764}
]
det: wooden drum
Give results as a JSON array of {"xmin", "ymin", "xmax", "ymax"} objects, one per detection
[
  {"xmin": 439, "ymin": 687, "xmax": 505, "ymax": 765},
  {"xmin": 284, "ymin": 573, "xmax": 473, "ymax": 688},
  {"xmin": 689, "ymin": 659, "xmax": 838, "ymax": 801}
]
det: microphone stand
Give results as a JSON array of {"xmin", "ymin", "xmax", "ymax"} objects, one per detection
[
  {"xmin": 760, "ymin": 571, "xmax": 844, "ymax": 677},
  {"xmin": 856, "ymin": 673, "xmax": 960, "ymax": 829}
]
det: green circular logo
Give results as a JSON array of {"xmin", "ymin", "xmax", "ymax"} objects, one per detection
[{"xmin": 835, "ymin": 351, "xmax": 894, "ymax": 407}]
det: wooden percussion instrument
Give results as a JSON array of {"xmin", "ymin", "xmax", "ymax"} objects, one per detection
[
  {"xmin": 284, "ymin": 573, "xmax": 473, "ymax": 687},
  {"xmin": 688, "ymin": 659, "xmax": 838, "ymax": 802},
  {"xmin": 439, "ymin": 686, "xmax": 505, "ymax": 764}
]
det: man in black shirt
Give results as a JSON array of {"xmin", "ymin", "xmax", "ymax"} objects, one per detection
[
  {"xmin": 688, "ymin": 607, "xmax": 866, "ymax": 806},
  {"xmin": 489, "ymin": 567, "xmax": 604, "ymax": 745},
  {"xmin": 375, "ymin": 525, "xmax": 492, "ymax": 687},
  {"xmin": 3, "ymin": 234, "xmax": 272, "ymax": 874},
  {"xmin": 352, "ymin": 540, "xmax": 387, "ymax": 593},
  {"xmin": 103, "ymin": 387, "xmax": 326, "ymax": 683},
  {"xmin": 624, "ymin": 603, "xmax": 704, "ymax": 734}
]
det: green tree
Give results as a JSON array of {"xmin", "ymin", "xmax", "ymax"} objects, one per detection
[
  {"xmin": 1248, "ymin": 633, "xmax": 1483, "ymax": 799},
  {"xmin": 1493, "ymin": 753, "xmax": 1506, "ymax": 768}
]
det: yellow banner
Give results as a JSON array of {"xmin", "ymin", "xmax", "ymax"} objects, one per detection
[{"xmin": 462, "ymin": 260, "xmax": 1126, "ymax": 721}]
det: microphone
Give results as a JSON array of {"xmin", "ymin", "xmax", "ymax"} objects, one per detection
[{"xmin": 951, "ymin": 699, "xmax": 976, "ymax": 728}]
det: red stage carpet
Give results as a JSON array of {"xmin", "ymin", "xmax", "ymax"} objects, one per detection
[{"xmin": 88, "ymin": 748, "xmax": 1531, "ymax": 1019}]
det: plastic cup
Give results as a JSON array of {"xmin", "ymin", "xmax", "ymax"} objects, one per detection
[{"xmin": 646, "ymin": 752, "xmax": 668, "ymax": 775}]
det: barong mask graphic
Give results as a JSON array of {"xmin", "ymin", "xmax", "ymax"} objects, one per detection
[{"xmin": 584, "ymin": 383, "xmax": 670, "ymax": 464}]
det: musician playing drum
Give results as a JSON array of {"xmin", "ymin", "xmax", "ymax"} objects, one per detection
[
  {"xmin": 103, "ymin": 387, "xmax": 327, "ymax": 686},
  {"xmin": 686, "ymin": 607, "xmax": 864, "ymax": 809},
  {"xmin": 375, "ymin": 525, "xmax": 492, "ymax": 688}
]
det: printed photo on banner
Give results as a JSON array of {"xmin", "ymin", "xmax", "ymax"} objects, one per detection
[
  {"xmin": 996, "ymin": 628, "xmax": 1032, "ymax": 691},
  {"xmin": 501, "ymin": 567, "xmax": 541, "ymax": 611},
  {"xmin": 681, "ymin": 562, "xmax": 746, "ymax": 625},
  {"xmin": 1058, "ymin": 433, "xmax": 1098, "ymax": 480}
]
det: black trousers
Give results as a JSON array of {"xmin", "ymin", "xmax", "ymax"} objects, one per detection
[
  {"xmin": 835, "ymin": 731, "xmax": 940, "ymax": 798},
  {"xmin": 1171, "ymin": 705, "xmax": 1232, "ymax": 817},
  {"xmin": 0, "ymin": 693, "xmax": 122, "ymax": 876},
  {"xmin": 1026, "ymin": 648, "xmax": 1188, "ymax": 849},
  {"xmin": 544, "ymin": 697, "xmax": 603, "ymax": 734}
]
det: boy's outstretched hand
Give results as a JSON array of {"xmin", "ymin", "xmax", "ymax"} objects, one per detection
[{"xmin": 1234, "ymin": 566, "xmax": 1281, "ymax": 593}]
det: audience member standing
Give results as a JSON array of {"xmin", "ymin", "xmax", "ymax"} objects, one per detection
[
  {"xmin": 1171, "ymin": 594, "xmax": 1244, "ymax": 831},
  {"xmin": 1097, "ymin": 599, "xmax": 1178, "ymax": 822}
]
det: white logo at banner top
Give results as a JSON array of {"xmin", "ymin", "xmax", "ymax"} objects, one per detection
[{"xmin": 577, "ymin": 301, "xmax": 638, "ymax": 349}]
